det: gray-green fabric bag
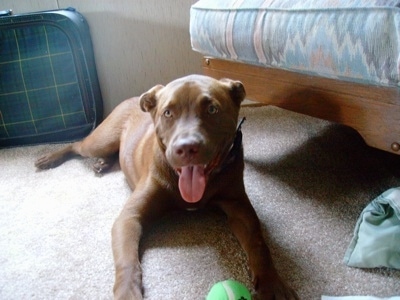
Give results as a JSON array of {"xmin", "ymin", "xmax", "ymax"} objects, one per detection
[{"xmin": 344, "ymin": 187, "xmax": 400, "ymax": 269}]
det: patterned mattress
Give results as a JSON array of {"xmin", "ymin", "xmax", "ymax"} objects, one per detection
[{"xmin": 190, "ymin": 0, "xmax": 400, "ymax": 87}]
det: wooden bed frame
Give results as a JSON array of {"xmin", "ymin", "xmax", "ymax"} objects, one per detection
[{"xmin": 202, "ymin": 57, "xmax": 400, "ymax": 155}]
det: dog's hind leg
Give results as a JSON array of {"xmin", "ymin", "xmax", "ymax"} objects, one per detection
[
  {"xmin": 34, "ymin": 123, "xmax": 121, "ymax": 170},
  {"xmin": 35, "ymin": 98, "xmax": 138, "ymax": 170},
  {"xmin": 34, "ymin": 143, "xmax": 78, "ymax": 169},
  {"xmin": 35, "ymin": 131, "xmax": 121, "ymax": 170}
]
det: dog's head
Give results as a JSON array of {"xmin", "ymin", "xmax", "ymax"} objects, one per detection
[{"xmin": 139, "ymin": 75, "xmax": 246, "ymax": 203}]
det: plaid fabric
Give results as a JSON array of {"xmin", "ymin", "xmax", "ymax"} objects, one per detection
[{"xmin": 0, "ymin": 9, "xmax": 102, "ymax": 147}]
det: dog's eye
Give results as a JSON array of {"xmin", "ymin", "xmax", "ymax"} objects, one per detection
[
  {"xmin": 207, "ymin": 105, "xmax": 218, "ymax": 115},
  {"xmin": 163, "ymin": 109, "xmax": 172, "ymax": 118}
]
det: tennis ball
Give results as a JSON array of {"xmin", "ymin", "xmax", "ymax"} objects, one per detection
[{"xmin": 206, "ymin": 279, "xmax": 252, "ymax": 300}]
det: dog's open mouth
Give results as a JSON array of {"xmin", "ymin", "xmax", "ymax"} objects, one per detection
[
  {"xmin": 175, "ymin": 158, "xmax": 220, "ymax": 203},
  {"xmin": 173, "ymin": 137, "xmax": 236, "ymax": 203},
  {"xmin": 171, "ymin": 125, "xmax": 243, "ymax": 203},
  {"xmin": 176, "ymin": 165, "xmax": 206, "ymax": 203}
]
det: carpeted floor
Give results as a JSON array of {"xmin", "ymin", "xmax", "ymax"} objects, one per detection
[{"xmin": 1, "ymin": 105, "xmax": 399, "ymax": 300}]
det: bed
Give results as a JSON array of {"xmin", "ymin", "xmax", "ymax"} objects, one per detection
[{"xmin": 190, "ymin": 0, "xmax": 400, "ymax": 154}]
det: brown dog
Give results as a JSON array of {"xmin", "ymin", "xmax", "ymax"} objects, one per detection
[{"xmin": 35, "ymin": 75, "xmax": 298, "ymax": 300}]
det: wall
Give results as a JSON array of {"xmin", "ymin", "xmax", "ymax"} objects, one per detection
[{"xmin": 3, "ymin": 0, "xmax": 202, "ymax": 115}]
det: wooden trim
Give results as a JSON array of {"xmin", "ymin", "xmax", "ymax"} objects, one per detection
[{"xmin": 203, "ymin": 57, "xmax": 400, "ymax": 154}]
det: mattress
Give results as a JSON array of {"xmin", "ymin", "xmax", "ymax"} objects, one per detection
[{"xmin": 190, "ymin": 0, "xmax": 400, "ymax": 87}]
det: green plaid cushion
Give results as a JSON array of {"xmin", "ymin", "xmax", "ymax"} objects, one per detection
[{"xmin": 0, "ymin": 9, "xmax": 102, "ymax": 147}]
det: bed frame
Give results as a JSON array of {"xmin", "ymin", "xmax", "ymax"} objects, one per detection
[{"xmin": 202, "ymin": 57, "xmax": 400, "ymax": 155}]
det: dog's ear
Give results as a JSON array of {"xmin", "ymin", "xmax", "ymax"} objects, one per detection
[
  {"xmin": 140, "ymin": 84, "xmax": 164, "ymax": 112},
  {"xmin": 220, "ymin": 79, "xmax": 246, "ymax": 107}
]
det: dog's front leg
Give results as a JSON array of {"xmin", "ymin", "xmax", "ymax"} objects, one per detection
[
  {"xmin": 112, "ymin": 197, "xmax": 144, "ymax": 300},
  {"xmin": 111, "ymin": 187, "xmax": 168, "ymax": 300},
  {"xmin": 218, "ymin": 195, "xmax": 299, "ymax": 300}
]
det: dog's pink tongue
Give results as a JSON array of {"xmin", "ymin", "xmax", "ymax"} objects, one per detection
[{"xmin": 178, "ymin": 165, "xmax": 206, "ymax": 203}]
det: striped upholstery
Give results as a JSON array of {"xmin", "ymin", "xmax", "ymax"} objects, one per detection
[{"xmin": 190, "ymin": 0, "xmax": 400, "ymax": 87}]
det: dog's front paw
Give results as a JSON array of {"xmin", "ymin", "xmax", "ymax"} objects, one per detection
[
  {"xmin": 113, "ymin": 263, "xmax": 143, "ymax": 300},
  {"xmin": 256, "ymin": 277, "xmax": 299, "ymax": 300},
  {"xmin": 114, "ymin": 285, "xmax": 143, "ymax": 300},
  {"xmin": 114, "ymin": 278, "xmax": 143, "ymax": 300}
]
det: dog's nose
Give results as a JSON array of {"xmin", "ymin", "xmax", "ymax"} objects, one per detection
[
  {"xmin": 172, "ymin": 134, "xmax": 203, "ymax": 164},
  {"xmin": 174, "ymin": 138, "xmax": 200, "ymax": 159}
]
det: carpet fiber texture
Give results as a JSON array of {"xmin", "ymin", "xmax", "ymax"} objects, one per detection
[{"xmin": 1, "ymin": 105, "xmax": 399, "ymax": 299}]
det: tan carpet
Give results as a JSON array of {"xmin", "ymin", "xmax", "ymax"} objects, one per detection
[{"xmin": 1, "ymin": 105, "xmax": 399, "ymax": 299}]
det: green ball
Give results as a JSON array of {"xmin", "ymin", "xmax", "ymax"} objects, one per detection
[{"xmin": 206, "ymin": 279, "xmax": 252, "ymax": 300}]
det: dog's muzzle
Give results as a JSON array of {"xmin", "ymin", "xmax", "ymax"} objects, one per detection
[{"xmin": 173, "ymin": 118, "xmax": 246, "ymax": 204}]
